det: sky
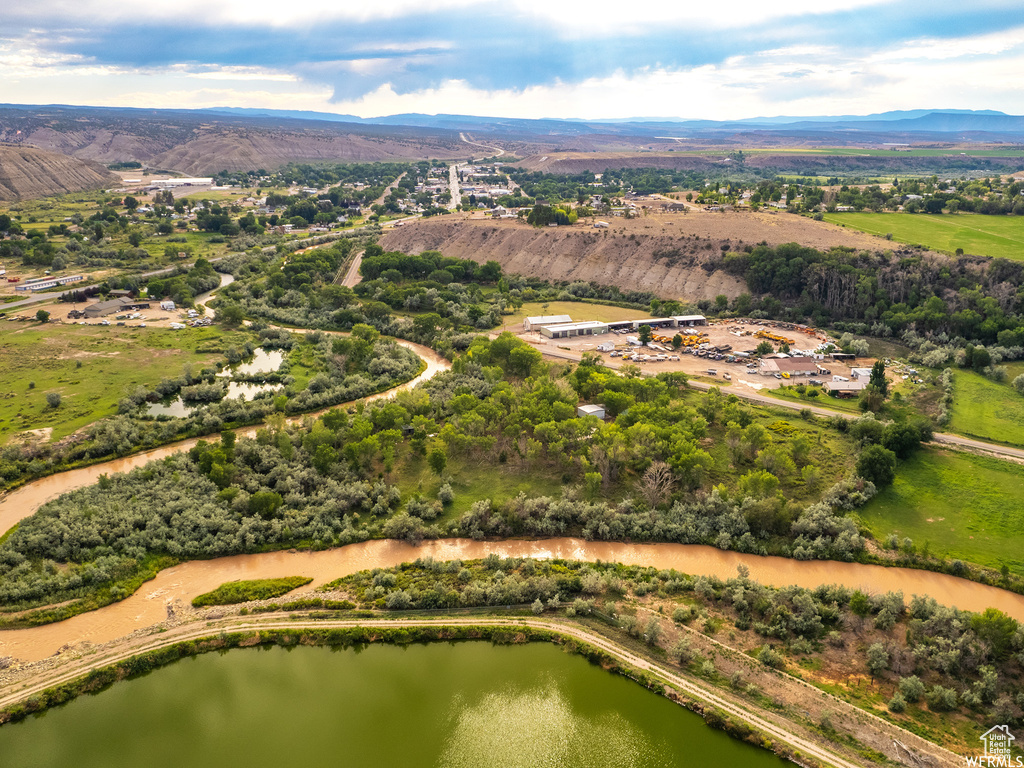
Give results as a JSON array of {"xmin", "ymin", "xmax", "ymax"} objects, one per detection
[{"xmin": 3, "ymin": 0, "xmax": 1024, "ymax": 120}]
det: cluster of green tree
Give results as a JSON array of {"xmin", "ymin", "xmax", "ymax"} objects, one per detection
[
  {"xmin": 218, "ymin": 245, "xmax": 505, "ymax": 354},
  {"xmin": 679, "ymin": 568, "xmax": 1024, "ymax": 726},
  {"xmin": 329, "ymin": 555, "xmax": 595, "ymax": 610},
  {"xmin": 718, "ymin": 243, "xmax": 1024, "ymax": 349},
  {"xmin": 106, "ymin": 161, "xmax": 143, "ymax": 170},
  {"xmin": 0, "ymin": 326, "xmax": 420, "ymax": 491},
  {"xmin": 527, "ymin": 277, "xmax": 659, "ymax": 308},
  {"xmin": 0, "ymin": 217, "xmax": 166, "ymax": 272},
  {"xmin": 507, "ymin": 167, "xmax": 707, "ymax": 202},
  {"xmin": 526, "ymin": 203, "xmax": 578, "ymax": 226},
  {"xmin": 827, "ymin": 176, "xmax": 1024, "ymax": 215},
  {"xmin": 359, "ymin": 246, "xmax": 500, "ymax": 284}
]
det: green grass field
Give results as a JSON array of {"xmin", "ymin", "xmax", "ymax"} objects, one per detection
[
  {"xmin": 948, "ymin": 364, "xmax": 1024, "ymax": 447},
  {"xmin": 499, "ymin": 301, "xmax": 653, "ymax": 332},
  {"xmin": 765, "ymin": 386, "xmax": 861, "ymax": 414},
  {"xmin": 823, "ymin": 212, "xmax": 1024, "ymax": 261},
  {"xmin": 395, "ymin": 453, "xmax": 566, "ymax": 521},
  {"xmin": 0, "ymin": 324, "xmax": 251, "ymax": 444},
  {"xmin": 859, "ymin": 447, "xmax": 1024, "ymax": 575}
]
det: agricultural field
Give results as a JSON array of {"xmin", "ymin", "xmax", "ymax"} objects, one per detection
[
  {"xmin": 0, "ymin": 323, "xmax": 252, "ymax": 444},
  {"xmin": 823, "ymin": 211, "xmax": 1024, "ymax": 261},
  {"xmin": 948, "ymin": 363, "xmax": 1024, "ymax": 446},
  {"xmin": 859, "ymin": 447, "xmax": 1024, "ymax": 575}
]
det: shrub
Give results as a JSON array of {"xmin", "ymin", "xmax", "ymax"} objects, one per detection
[
  {"xmin": 888, "ymin": 693, "xmax": 907, "ymax": 713},
  {"xmin": 926, "ymin": 685, "xmax": 959, "ymax": 712},
  {"xmin": 46, "ymin": 392, "xmax": 62, "ymax": 408}
]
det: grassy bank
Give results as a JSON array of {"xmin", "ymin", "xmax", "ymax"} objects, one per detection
[
  {"xmin": 823, "ymin": 212, "xmax": 1024, "ymax": 261},
  {"xmin": 948, "ymin": 365, "xmax": 1024, "ymax": 447},
  {"xmin": 192, "ymin": 577, "xmax": 313, "ymax": 606},
  {"xmin": 859, "ymin": 447, "xmax": 1024, "ymax": 575}
]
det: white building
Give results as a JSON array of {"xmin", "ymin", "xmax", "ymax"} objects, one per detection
[
  {"xmin": 539, "ymin": 321, "xmax": 609, "ymax": 339},
  {"xmin": 524, "ymin": 314, "xmax": 572, "ymax": 331},
  {"xmin": 577, "ymin": 404, "xmax": 606, "ymax": 419}
]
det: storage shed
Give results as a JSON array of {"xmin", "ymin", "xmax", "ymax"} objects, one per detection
[{"xmin": 576, "ymin": 404, "xmax": 606, "ymax": 419}]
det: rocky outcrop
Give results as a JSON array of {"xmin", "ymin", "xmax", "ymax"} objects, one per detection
[{"xmin": 0, "ymin": 145, "xmax": 118, "ymax": 201}]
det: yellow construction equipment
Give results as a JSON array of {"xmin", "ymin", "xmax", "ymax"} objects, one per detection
[{"xmin": 755, "ymin": 330, "xmax": 793, "ymax": 344}]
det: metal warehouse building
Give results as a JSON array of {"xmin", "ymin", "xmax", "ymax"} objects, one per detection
[{"xmin": 539, "ymin": 321, "xmax": 609, "ymax": 339}]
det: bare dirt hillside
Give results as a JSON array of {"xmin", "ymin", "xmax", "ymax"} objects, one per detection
[
  {"xmin": 380, "ymin": 211, "xmax": 919, "ymax": 301},
  {"xmin": 0, "ymin": 107, "xmax": 467, "ymax": 175},
  {"xmin": 0, "ymin": 145, "xmax": 118, "ymax": 201}
]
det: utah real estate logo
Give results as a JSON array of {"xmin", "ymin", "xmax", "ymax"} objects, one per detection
[{"xmin": 966, "ymin": 725, "xmax": 1022, "ymax": 766}]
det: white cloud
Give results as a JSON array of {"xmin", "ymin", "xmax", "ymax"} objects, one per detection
[
  {"xmin": 867, "ymin": 26, "xmax": 1024, "ymax": 63},
  {"xmin": 3, "ymin": 18, "xmax": 1024, "ymax": 119},
  {"xmin": 326, "ymin": 43, "xmax": 1024, "ymax": 120},
  {"xmin": 7, "ymin": 0, "xmax": 892, "ymax": 34}
]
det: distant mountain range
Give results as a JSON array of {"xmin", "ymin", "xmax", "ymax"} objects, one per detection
[{"xmin": 192, "ymin": 107, "xmax": 1024, "ymax": 138}]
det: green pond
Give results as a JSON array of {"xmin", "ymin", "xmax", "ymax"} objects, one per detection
[{"xmin": 0, "ymin": 642, "xmax": 789, "ymax": 767}]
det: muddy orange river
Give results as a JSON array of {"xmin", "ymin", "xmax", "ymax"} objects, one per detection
[{"xmin": 3, "ymin": 538, "xmax": 1024, "ymax": 663}]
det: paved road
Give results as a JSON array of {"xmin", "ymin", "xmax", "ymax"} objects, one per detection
[
  {"xmin": 340, "ymin": 249, "xmax": 364, "ymax": 288},
  {"xmin": 448, "ymin": 163, "xmax": 461, "ymax": 210},
  {"xmin": 538, "ymin": 346, "xmax": 1024, "ymax": 463},
  {"xmin": 0, "ymin": 615, "xmax": 883, "ymax": 768}
]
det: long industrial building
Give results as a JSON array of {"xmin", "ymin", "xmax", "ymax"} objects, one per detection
[{"xmin": 14, "ymin": 274, "xmax": 85, "ymax": 292}]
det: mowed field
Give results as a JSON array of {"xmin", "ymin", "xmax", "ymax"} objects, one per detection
[
  {"xmin": 498, "ymin": 301, "xmax": 654, "ymax": 332},
  {"xmin": 0, "ymin": 324, "xmax": 248, "ymax": 444},
  {"xmin": 948, "ymin": 363, "xmax": 1024, "ymax": 446},
  {"xmin": 859, "ymin": 447, "xmax": 1024, "ymax": 575},
  {"xmin": 823, "ymin": 212, "xmax": 1024, "ymax": 261}
]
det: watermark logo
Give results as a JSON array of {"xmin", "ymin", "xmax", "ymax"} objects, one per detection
[{"xmin": 965, "ymin": 725, "xmax": 1022, "ymax": 767}]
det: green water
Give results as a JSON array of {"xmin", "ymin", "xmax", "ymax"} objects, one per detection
[{"xmin": 0, "ymin": 642, "xmax": 789, "ymax": 768}]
